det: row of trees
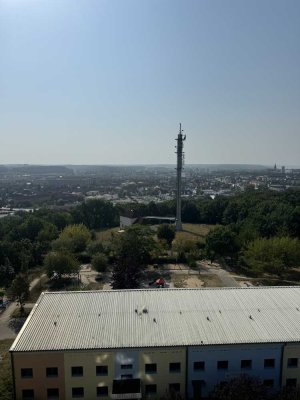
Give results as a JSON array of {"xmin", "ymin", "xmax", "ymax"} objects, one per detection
[{"xmin": 120, "ymin": 189, "xmax": 300, "ymax": 237}]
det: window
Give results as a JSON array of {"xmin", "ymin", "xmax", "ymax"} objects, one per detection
[
  {"xmin": 21, "ymin": 368, "xmax": 33, "ymax": 378},
  {"xmin": 288, "ymin": 358, "xmax": 298, "ymax": 368},
  {"xmin": 121, "ymin": 364, "xmax": 132, "ymax": 370},
  {"xmin": 145, "ymin": 363, "xmax": 157, "ymax": 374},
  {"xmin": 47, "ymin": 388, "xmax": 59, "ymax": 400},
  {"xmin": 72, "ymin": 387, "xmax": 84, "ymax": 398},
  {"xmin": 96, "ymin": 365, "xmax": 108, "ymax": 376},
  {"xmin": 263, "ymin": 379, "xmax": 274, "ymax": 387},
  {"xmin": 71, "ymin": 366, "xmax": 83, "ymax": 377},
  {"xmin": 22, "ymin": 390, "xmax": 34, "ymax": 400},
  {"xmin": 217, "ymin": 361, "xmax": 228, "ymax": 370},
  {"xmin": 46, "ymin": 367, "xmax": 58, "ymax": 378},
  {"xmin": 264, "ymin": 359, "xmax": 275, "ymax": 368},
  {"xmin": 241, "ymin": 360, "xmax": 252, "ymax": 369},
  {"xmin": 194, "ymin": 361, "xmax": 205, "ymax": 371},
  {"xmin": 286, "ymin": 378, "xmax": 297, "ymax": 387},
  {"xmin": 169, "ymin": 362, "xmax": 181, "ymax": 373},
  {"xmin": 169, "ymin": 383, "xmax": 180, "ymax": 392},
  {"xmin": 121, "ymin": 374, "xmax": 133, "ymax": 379},
  {"xmin": 145, "ymin": 384, "xmax": 157, "ymax": 395},
  {"xmin": 97, "ymin": 386, "xmax": 108, "ymax": 397}
]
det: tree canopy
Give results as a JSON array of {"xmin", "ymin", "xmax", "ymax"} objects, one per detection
[
  {"xmin": 111, "ymin": 225, "xmax": 155, "ymax": 289},
  {"xmin": 72, "ymin": 199, "xmax": 119, "ymax": 229},
  {"xmin": 210, "ymin": 374, "xmax": 271, "ymax": 400},
  {"xmin": 53, "ymin": 224, "xmax": 91, "ymax": 253},
  {"xmin": 44, "ymin": 251, "xmax": 80, "ymax": 279},
  {"xmin": 8, "ymin": 273, "xmax": 30, "ymax": 312},
  {"xmin": 242, "ymin": 237, "xmax": 300, "ymax": 275},
  {"xmin": 157, "ymin": 224, "xmax": 176, "ymax": 247}
]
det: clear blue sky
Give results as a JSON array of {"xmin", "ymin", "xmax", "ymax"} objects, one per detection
[{"xmin": 1, "ymin": 0, "xmax": 299, "ymax": 165}]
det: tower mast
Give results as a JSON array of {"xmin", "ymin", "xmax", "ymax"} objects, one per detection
[{"xmin": 175, "ymin": 123, "xmax": 186, "ymax": 231}]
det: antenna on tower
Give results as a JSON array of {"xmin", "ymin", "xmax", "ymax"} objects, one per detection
[{"xmin": 175, "ymin": 123, "xmax": 186, "ymax": 231}]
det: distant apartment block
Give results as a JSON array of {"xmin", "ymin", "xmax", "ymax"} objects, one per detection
[{"xmin": 10, "ymin": 287, "xmax": 300, "ymax": 399}]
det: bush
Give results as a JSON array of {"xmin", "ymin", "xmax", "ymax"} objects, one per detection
[{"xmin": 92, "ymin": 253, "xmax": 108, "ymax": 273}]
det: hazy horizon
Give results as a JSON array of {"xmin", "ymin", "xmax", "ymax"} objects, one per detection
[
  {"xmin": 3, "ymin": 162, "xmax": 300, "ymax": 169},
  {"xmin": 1, "ymin": 0, "xmax": 299, "ymax": 165}
]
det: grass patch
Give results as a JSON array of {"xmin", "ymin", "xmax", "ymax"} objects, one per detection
[
  {"xmin": 175, "ymin": 223, "xmax": 216, "ymax": 242},
  {"xmin": 96, "ymin": 227, "xmax": 120, "ymax": 241},
  {"xmin": 83, "ymin": 282, "xmax": 104, "ymax": 290},
  {"xmin": 0, "ymin": 339, "xmax": 14, "ymax": 400}
]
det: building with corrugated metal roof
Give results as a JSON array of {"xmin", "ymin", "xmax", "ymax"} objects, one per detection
[{"xmin": 10, "ymin": 287, "xmax": 300, "ymax": 399}]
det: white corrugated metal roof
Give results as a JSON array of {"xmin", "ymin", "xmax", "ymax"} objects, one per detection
[{"xmin": 10, "ymin": 287, "xmax": 300, "ymax": 352}]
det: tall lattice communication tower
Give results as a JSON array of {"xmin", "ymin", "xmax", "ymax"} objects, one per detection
[{"xmin": 175, "ymin": 123, "xmax": 186, "ymax": 231}]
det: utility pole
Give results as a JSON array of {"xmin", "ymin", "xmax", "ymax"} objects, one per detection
[{"xmin": 175, "ymin": 123, "xmax": 186, "ymax": 231}]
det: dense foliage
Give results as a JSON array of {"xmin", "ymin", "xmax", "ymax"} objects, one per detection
[
  {"xmin": 8, "ymin": 273, "xmax": 30, "ymax": 312},
  {"xmin": 0, "ymin": 200, "xmax": 117, "ymax": 287},
  {"xmin": 210, "ymin": 375, "xmax": 300, "ymax": 400},
  {"xmin": 111, "ymin": 225, "xmax": 156, "ymax": 289},
  {"xmin": 44, "ymin": 251, "xmax": 80, "ymax": 279},
  {"xmin": 157, "ymin": 224, "xmax": 176, "ymax": 248},
  {"xmin": 1, "ymin": 190, "xmax": 300, "ymax": 290}
]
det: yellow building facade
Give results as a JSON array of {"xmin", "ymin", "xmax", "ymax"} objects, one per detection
[{"xmin": 13, "ymin": 347, "xmax": 186, "ymax": 400}]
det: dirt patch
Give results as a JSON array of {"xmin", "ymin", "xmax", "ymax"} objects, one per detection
[
  {"xmin": 163, "ymin": 263, "xmax": 189, "ymax": 271},
  {"xmin": 200, "ymin": 274, "xmax": 223, "ymax": 287},
  {"xmin": 171, "ymin": 274, "xmax": 204, "ymax": 288}
]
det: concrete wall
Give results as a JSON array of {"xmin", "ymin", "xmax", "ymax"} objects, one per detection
[
  {"xmin": 13, "ymin": 351, "xmax": 65, "ymax": 400},
  {"xmin": 64, "ymin": 350, "xmax": 115, "ymax": 400},
  {"xmin": 187, "ymin": 344, "xmax": 283, "ymax": 398},
  {"xmin": 282, "ymin": 344, "xmax": 300, "ymax": 387}
]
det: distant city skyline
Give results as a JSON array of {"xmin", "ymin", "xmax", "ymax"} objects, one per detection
[{"xmin": 1, "ymin": 0, "xmax": 299, "ymax": 165}]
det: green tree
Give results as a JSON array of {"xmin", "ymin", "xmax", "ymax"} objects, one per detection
[
  {"xmin": 53, "ymin": 224, "xmax": 91, "ymax": 253},
  {"xmin": 210, "ymin": 374, "xmax": 271, "ymax": 400},
  {"xmin": 37, "ymin": 222, "xmax": 59, "ymax": 243},
  {"xmin": 111, "ymin": 225, "xmax": 155, "ymax": 289},
  {"xmin": 44, "ymin": 251, "xmax": 80, "ymax": 279},
  {"xmin": 205, "ymin": 226, "xmax": 239, "ymax": 263},
  {"xmin": 87, "ymin": 240, "xmax": 105, "ymax": 257},
  {"xmin": 242, "ymin": 237, "xmax": 300, "ymax": 275},
  {"xmin": 92, "ymin": 253, "xmax": 108, "ymax": 273},
  {"xmin": 0, "ymin": 258, "xmax": 14, "ymax": 288},
  {"xmin": 157, "ymin": 224, "xmax": 176, "ymax": 248},
  {"xmin": 8, "ymin": 273, "xmax": 30, "ymax": 313},
  {"xmin": 72, "ymin": 199, "xmax": 119, "ymax": 229},
  {"xmin": 274, "ymin": 387, "xmax": 300, "ymax": 400}
]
